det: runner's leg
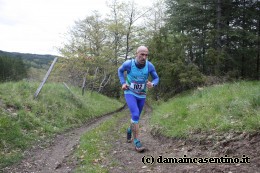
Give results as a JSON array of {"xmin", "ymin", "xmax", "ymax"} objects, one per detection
[
  {"xmin": 124, "ymin": 94, "xmax": 140, "ymax": 139},
  {"xmin": 133, "ymin": 97, "xmax": 145, "ymax": 139}
]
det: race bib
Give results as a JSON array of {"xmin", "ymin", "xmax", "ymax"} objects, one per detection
[{"xmin": 130, "ymin": 83, "xmax": 145, "ymax": 90}]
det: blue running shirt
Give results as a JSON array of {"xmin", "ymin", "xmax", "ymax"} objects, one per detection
[
  {"xmin": 118, "ymin": 59, "xmax": 159, "ymax": 98},
  {"xmin": 125, "ymin": 59, "xmax": 148, "ymax": 97}
]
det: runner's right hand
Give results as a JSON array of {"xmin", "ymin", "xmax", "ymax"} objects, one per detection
[{"xmin": 122, "ymin": 84, "xmax": 129, "ymax": 90}]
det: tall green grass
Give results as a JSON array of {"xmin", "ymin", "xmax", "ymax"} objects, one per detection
[
  {"xmin": 0, "ymin": 81, "xmax": 123, "ymax": 168},
  {"xmin": 151, "ymin": 81, "xmax": 260, "ymax": 138}
]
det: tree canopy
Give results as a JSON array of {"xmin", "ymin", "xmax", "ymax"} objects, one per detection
[{"xmin": 57, "ymin": 0, "xmax": 259, "ymax": 99}]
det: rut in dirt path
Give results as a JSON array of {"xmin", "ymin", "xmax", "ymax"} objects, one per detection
[
  {"xmin": 109, "ymin": 105, "xmax": 260, "ymax": 173},
  {"xmin": 2, "ymin": 105, "xmax": 126, "ymax": 173}
]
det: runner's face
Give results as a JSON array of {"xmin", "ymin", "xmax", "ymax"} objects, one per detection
[{"xmin": 136, "ymin": 51, "xmax": 148, "ymax": 65}]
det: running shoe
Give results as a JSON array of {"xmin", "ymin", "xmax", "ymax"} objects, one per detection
[{"xmin": 134, "ymin": 139, "xmax": 145, "ymax": 152}]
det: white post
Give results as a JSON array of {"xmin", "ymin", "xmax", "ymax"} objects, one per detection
[{"xmin": 33, "ymin": 57, "xmax": 58, "ymax": 99}]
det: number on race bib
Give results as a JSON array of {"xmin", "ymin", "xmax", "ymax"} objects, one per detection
[
  {"xmin": 130, "ymin": 83, "xmax": 145, "ymax": 90},
  {"xmin": 134, "ymin": 84, "xmax": 142, "ymax": 89}
]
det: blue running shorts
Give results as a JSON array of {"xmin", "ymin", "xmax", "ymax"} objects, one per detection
[{"xmin": 124, "ymin": 94, "xmax": 146, "ymax": 124}]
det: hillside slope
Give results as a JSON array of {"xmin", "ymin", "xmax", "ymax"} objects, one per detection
[{"xmin": 0, "ymin": 81, "xmax": 123, "ymax": 168}]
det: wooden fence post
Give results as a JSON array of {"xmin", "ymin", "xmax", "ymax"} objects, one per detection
[
  {"xmin": 33, "ymin": 57, "xmax": 58, "ymax": 99},
  {"xmin": 82, "ymin": 68, "xmax": 89, "ymax": 96}
]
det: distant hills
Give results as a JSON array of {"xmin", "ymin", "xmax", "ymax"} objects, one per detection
[{"xmin": 0, "ymin": 50, "xmax": 57, "ymax": 69}]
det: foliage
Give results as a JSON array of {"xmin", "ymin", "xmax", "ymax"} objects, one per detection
[
  {"xmin": 144, "ymin": 0, "xmax": 260, "ymax": 99},
  {"xmin": 57, "ymin": 0, "xmax": 259, "ymax": 101},
  {"xmin": 148, "ymin": 31, "xmax": 205, "ymax": 99},
  {"xmin": 0, "ymin": 55, "xmax": 27, "ymax": 82},
  {"xmin": 0, "ymin": 50, "xmax": 58, "ymax": 82},
  {"xmin": 52, "ymin": 56, "xmax": 121, "ymax": 98},
  {"xmin": 57, "ymin": 1, "xmax": 167, "ymax": 98},
  {"xmin": 160, "ymin": 0, "xmax": 259, "ymax": 79}
]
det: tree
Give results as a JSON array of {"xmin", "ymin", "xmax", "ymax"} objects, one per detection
[
  {"xmin": 0, "ymin": 56, "xmax": 27, "ymax": 82},
  {"xmin": 142, "ymin": 0, "xmax": 167, "ymax": 39},
  {"xmin": 60, "ymin": 11, "xmax": 107, "ymax": 58},
  {"xmin": 161, "ymin": 0, "xmax": 259, "ymax": 80},
  {"xmin": 148, "ymin": 29, "xmax": 205, "ymax": 99},
  {"xmin": 106, "ymin": 0, "xmax": 126, "ymax": 65}
]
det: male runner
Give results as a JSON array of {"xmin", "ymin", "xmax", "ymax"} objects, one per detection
[{"xmin": 118, "ymin": 46, "xmax": 159, "ymax": 152}]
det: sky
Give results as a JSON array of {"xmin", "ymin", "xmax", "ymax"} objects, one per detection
[{"xmin": 0, "ymin": 0, "xmax": 148, "ymax": 56}]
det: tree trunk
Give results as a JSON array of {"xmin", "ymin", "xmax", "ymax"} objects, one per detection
[
  {"xmin": 241, "ymin": 0, "xmax": 246, "ymax": 78},
  {"xmin": 216, "ymin": 0, "xmax": 222, "ymax": 76},
  {"xmin": 257, "ymin": 19, "xmax": 260, "ymax": 80}
]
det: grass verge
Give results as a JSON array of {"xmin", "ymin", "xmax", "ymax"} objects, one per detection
[
  {"xmin": 150, "ymin": 81, "xmax": 260, "ymax": 138},
  {"xmin": 0, "ymin": 81, "xmax": 123, "ymax": 168}
]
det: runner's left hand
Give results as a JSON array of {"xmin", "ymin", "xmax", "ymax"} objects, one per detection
[{"xmin": 146, "ymin": 81, "xmax": 153, "ymax": 89}]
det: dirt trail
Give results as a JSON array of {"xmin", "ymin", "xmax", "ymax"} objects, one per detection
[
  {"xmin": 108, "ymin": 105, "xmax": 260, "ymax": 173},
  {"xmin": 2, "ymin": 104, "xmax": 260, "ymax": 173},
  {"xmin": 2, "ymin": 106, "xmax": 126, "ymax": 173}
]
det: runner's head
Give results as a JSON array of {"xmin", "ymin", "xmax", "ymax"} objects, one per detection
[{"xmin": 136, "ymin": 46, "xmax": 148, "ymax": 65}]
